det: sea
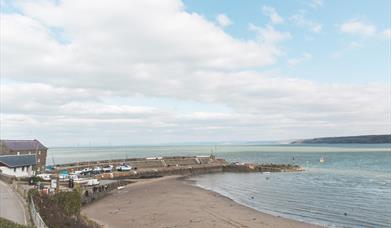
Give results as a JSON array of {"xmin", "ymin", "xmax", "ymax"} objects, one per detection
[{"xmin": 47, "ymin": 144, "xmax": 391, "ymax": 228}]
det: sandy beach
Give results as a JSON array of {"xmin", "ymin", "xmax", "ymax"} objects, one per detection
[{"xmin": 82, "ymin": 176, "xmax": 319, "ymax": 228}]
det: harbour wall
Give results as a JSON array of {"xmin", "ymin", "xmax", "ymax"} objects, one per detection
[
  {"xmin": 54, "ymin": 155, "xmax": 226, "ymax": 172},
  {"xmin": 52, "ymin": 155, "xmax": 302, "ymax": 180}
]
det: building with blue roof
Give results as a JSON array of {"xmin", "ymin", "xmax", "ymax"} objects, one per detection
[
  {"xmin": 0, "ymin": 139, "xmax": 47, "ymax": 173},
  {"xmin": 0, "ymin": 154, "xmax": 37, "ymax": 177}
]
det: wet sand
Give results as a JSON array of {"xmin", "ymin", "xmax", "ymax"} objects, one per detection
[{"xmin": 82, "ymin": 176, "xmax": 320, "ymax": 228}]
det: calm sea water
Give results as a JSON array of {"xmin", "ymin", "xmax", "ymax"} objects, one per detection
[{"xmin": 48, "ymin": 144, "xmax": 391, "ymax": 227}]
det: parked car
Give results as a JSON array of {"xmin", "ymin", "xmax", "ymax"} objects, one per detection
[
  {"xmin": 102, "ymin": 165, "xmax": 113, "ymax": 172},
  {"xmin": 118, "ymin": 164, "xmax": 132, "ymax": 171}
]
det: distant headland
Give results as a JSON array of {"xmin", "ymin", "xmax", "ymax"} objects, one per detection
[{"xmin": 291, "ymin": 134, "xmax": 391, "ymax": 144}]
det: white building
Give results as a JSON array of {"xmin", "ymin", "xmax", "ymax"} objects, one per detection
[{"xmin": 0, "ymin": 154, "xmax": 36, "ymax": 177}]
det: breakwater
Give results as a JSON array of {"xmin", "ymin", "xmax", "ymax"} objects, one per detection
[{"xmin": 52, "ymin": 155, "xmax": 302, "ymax": 180}]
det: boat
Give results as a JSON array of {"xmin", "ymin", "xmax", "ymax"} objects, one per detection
[
  {"xmin": 81, "ymin": 167, "xmax": 93, "ymax": 175},
  {"xmin": 93, "ymin": 166, "xmax": 103, "ymax": 174},
  {"xmin": 102, "ymin": 165, "xmax": 113, "ymax": 172},
  {"xmin": 86, "ymin": 179, "xmax": 100, "ymax": 186},
  {"xmin": 320, "ymin": 157, "xmax": 325, "ymax": 163},
  {"xmin": 73, "ymin": 178, "xmax": 89, "ymax": 184},
  {"xmin": 58, "ymin": 170, "xmax": 69, "ymax": 179}
]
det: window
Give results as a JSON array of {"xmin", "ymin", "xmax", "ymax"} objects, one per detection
[
  {"xmin": 38, "ymin": 151, "xmax": 41, "ymax": 155},
  {"xmin": 37, "ymin": 158, "xmax": 40, "ymax": 163},
  {"xmin": 14, "ymin": 168, "xmax": 16, "ymax": 172},
  {"xmin": 22, "ymin": 166, "xmax": 25, "ymax": 171}
]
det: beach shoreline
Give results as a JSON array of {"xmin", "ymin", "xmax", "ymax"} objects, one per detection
[{"xmin": 82, "ymin": 175, "xmax": 320, "ymax": 228}]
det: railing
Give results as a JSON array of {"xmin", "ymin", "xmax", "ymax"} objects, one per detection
[{"xmin": 30, "ymin": 197, "xmax": 48, "ymax": 228}]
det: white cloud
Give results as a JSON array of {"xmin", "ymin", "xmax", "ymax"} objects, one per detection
[
  {"xmin": 216, "ymin": 14, "xmax": 231, "ymax": 27},
  {"xmin": 2, "ymin": 78, "xmax": 389, "ymax": 145},
  {"xmin": 249, "ymin": 24, "xmax": 291, "ymax": 44},
  {"xmin": 262, "ymin": 6, "xmax": 284, "ymax": 24},
  {"xmin": 290, "ymin": 11, "xmax": 322, "ymax": 33},
  {"xmin": 339, "ymin": 19, "xmax": 390, "ymax": 39},
  {"xmin": 2, "ymin": 1, "xmax": 288, "ymax": 85},
  {"xmin": 334, "ymin": 20, "xmax": 388, "ymax": 58},
  {"xmin": 0, "ymin": 0, "xmax": 389, "ymax": 145},
  {"xmin": 288, "ymin": 52, "xmax": 312, "ymax": 66},
  {"xmin": 340, "ymin": 19, "xmax": 376, "ymax": 36}
]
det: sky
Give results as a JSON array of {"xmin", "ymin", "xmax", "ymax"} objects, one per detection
[{"xmin": 0, "ymin": 0, "xmax": 390, "ymax": 146}]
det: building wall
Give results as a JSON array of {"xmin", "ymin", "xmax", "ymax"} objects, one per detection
[
  {"xmin": 0, "ymin": 165, "xmax": 34, "ymax": 177},
  {"xmin": 35, "ymin": 149, "xmax": 47, "ymax": 172},
  {"xmin": 0, "ymin": 144, "xmax": 11, "ymax": 155}
]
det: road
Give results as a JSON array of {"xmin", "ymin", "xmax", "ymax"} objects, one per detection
[{"xmin": 0, "ymin": 180, "xmax": 27, "ymax": 225}]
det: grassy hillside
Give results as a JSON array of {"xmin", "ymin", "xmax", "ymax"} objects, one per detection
[{"xmin": 291, "ymin": 135, "xmax": 391, "ymax": 144}]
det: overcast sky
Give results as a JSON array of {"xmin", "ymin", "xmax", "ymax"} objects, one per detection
[{"xmin": 1, "ymin": 0, "xmax": 390, "ymax": 146}]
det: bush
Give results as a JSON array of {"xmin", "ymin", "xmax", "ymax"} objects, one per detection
[
  {"xmin": 27, "ymin": 188, "xmax": 39, "ymax": 202},
  {"xmin": 51, "ymin": 191, "xmax": 81, "ymax": 216},
  {"xmin": 30, "ymin": 176, "xmax": 44, "ymax": 183},
  {"xmin": 0, "ymin": 217, "xmax": 28, "ymax": 228},
  {"xmin": 32, "ymin": 190, "xmax": 88, "ymax": 228}
]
